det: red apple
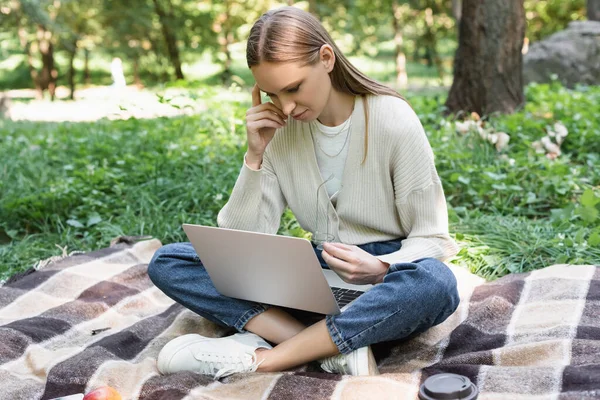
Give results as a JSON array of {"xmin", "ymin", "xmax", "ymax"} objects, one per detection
[{"xmin": 82, "ymin": 386, "xmax": 122, "ymax": 400}]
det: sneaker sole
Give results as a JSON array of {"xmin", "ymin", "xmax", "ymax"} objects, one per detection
[
  {"xmin": 365, "ymin": 346, "xmax": 379, "ymax": 376},
  {"xmin": 355, "ymin": 346, "xmax": 379, "ymax": 376},
  {"xmin": 157, "ymin": 334, "xmax": 208, "ymax": 374}
]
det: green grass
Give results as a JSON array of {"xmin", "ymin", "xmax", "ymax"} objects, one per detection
[
  {"xmin": 449, "ymin": 211, "xmax": 600, "ymax": 280},
  {"xmin": 1, "ymin": 82, "xmax": 599, "ymax": 282}
]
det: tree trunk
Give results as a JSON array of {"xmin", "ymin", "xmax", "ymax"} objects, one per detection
[
  {"xmin": 219, "ymin": 2, "xmax": 233, "ymax": 85},
  {"xmin": 446, "ymin": 0, "xmax": 526, "ymax": 115},
  {"xmin": 220, "ymin": 38, "xmax": 233, "ymax": 85},
  {"xmin": 423, "ymin": 7, "xmax": 444, "ymax": 82},
  {"xmin": 152, "ymin": 0, "xmax": 184, "ymax": 80},
  {"xmin": 452, "ymin": 0, "xmax": 462, "ymax": 23},
  {"xmin": 18, "ymin": 28, "xmax": 40, "ymax": 98},
  {"xmin": 16, "ymin": 14, "xmax": 41, "ymax": 97},
  {"xmin": 37, "ymin": 25, "xmax": 58, "ymax": 101},
  {"xmin": 28, "ymin": 45, "xmax": 43, "ymax": 100},
  {"xmin": 83, "ymin": 48, "xmax": 90, "ymax": 85},
  {"xmin": 133, "ymin": 57, "xmax": 142, "ymax": 87},
  {"xmin": 392, "ymin": 0, "xmax": 408, "ymax": 89},
  {"xmin": 589, "ymin": 0, "xmax": 600, "ymax": 20},
  {"xmin": 68, "ymin": 40, "xmax": 77, "ymax": 100}
]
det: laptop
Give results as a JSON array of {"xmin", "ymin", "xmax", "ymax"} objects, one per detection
[{"xmin": 182, "ymin": 224, "xmax": 373, "ymax": 315}]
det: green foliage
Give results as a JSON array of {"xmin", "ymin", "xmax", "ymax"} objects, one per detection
[
  {"xmin": 1, "ymin": 82, "xmax": 599, "ymax": 282},
  {"xmin": 100, "ymin": 0, "xmax": 217, "ymax": 79},
  {"xmin": 524, "ymin": 0, "xmax": 586, "ymax": 41},
  {"xmin": 2, "ymin": 0, "xmax": 587, "ymax": 93},
  {"xmin": 449, "ymin": 211, "xmax": 600, "ymax": 280},
  {"xmin": 421, "ymin": 83, "xmax": 600, "ymax": 221},
  {"xmin": 421, "ymin": 82, "xmax": 600, "ymax": 278}
]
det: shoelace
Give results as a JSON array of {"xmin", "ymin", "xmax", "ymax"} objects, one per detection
[
  {"xmin": 320, "ymin": 354, "xmax": 348, "ymax": 374},
  {"xmin": 193, "ymin": 351, "xmax": 260, "ymax": 380}
]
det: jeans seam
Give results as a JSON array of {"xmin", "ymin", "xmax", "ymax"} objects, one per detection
[
  {"xmin": 326, "ymin": 315, "xmax": 354, "ymax": 354},
  {"xmin": 343, "ymin": 306, "xmax": 406, "ymax": 351},
  {"xmin": 234, "ymin": 304, "xmax": 270, "ymax": 332},
  {"xmin": 331, "ymin": 297, "xmax": 453, "ymax": 353}
]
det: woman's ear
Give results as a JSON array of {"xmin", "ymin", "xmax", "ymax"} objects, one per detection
[{"xmin": 319, "ymin": 44, "xmax": 335, "ymax": 73}]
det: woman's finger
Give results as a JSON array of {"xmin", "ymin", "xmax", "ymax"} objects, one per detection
[
  {"xmin": 249, "ymin": 102, "xmax": 287, "ymax": 121},
  {"xmin": 326, "ymin": 242, "xmax": 354, "ymax": 251},
  {"xmin": 252, "ymin": 84, "xmax": 262, "ymax": 107},
  {"xmin": 247, "ymin": 119, "xmax": 284, "ymax": 132},
  {"xmin": 246, "ymin": 110, "xmax": 287, "ymax": 126},
  {"xmin": 322, "ymin": 243, "xmax": 353, "ymax": 262},
  {"xmin": 322, "ymin": 250, "xmax": 344, "ymax": 269},
  {"xmin": 322, "ymin": 251, "xmax": 354, "ymax": 281}
]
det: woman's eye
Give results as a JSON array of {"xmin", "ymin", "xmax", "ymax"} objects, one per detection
[{"xmin": 265, "ymin": 85, "xmax": 298, "ymax": 98}]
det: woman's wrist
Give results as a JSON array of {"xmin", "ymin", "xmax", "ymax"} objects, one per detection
[
  {"xmin": 245, "ymin": 152, "xmax": 263, "ymax": 170},
  {"xmin": 375, "ymin": 260, "xmax": 390, "ymax": 284}
]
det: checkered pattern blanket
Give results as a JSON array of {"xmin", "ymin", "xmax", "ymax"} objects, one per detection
[{"xmin": 1, "ymin": 238, "xmax": 598, "ymax": 399}]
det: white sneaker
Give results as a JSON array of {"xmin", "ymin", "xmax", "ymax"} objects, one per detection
[
  {"xmin": 157, "ymin": 332, "xmax": 272, "ymax": 379},
  {"xmin": 320, "ymin": 346, "xmax": 379, "ymax": 376}
]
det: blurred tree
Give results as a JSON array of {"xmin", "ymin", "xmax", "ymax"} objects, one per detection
[
  {"xmin": 589, "ymin": 0, "xmax": 600, "ymax": 20},
  {"xmin": 211, "ymin": 0, "xmax": 272, "ymax": 85},
  {"xmin": 446, "ymin": 0, "xmax": 526, "ymax": 115},
  {"xmin": 343, "ymin": 0, "xmax": 412, "ymax": 87},
  {"xmin": 5, "ymin": 0, "xmax": 60, "ymax": 100},
  {"xmin": 452, "ymin": 0, "xmax": 461, "ymax": 22},
  {"xmin": 55, "ymin": 0, "xmax": 102, "ymax": 99},
  {"xmin": 405, "ymin": 0, "xmax": 454, "ymax": 82},
  {"xmin": 152, "ymin": 0, "xmax": 184, "ymax": 79},
  {"xmin": 421, "ymin": 5, "xmax": 443, "ymax": 80},
  {"xmin": 336, "ymin": 0, "xmax": 454, "ymax": 87},
  {"xmin": 101, "ymin": 0, "xmax": 156, "ymax": 84},
  {"xmin": 392, "ymin": 0, "xmax": 410, "ymax": 88},
  {"xmin": 308, "ymin": 0, "xmax": 317, "ymax": 15},
  {"xmin": 100, "ymin": 0, "xmax": 215, "ymax": 84},
  {"xmin": 212, "ymin": 0, "xmax": 236, "ymax": 85},
  {"xmin": 524, "ymin": 0, "xmax": 585, "ymax": 42}
]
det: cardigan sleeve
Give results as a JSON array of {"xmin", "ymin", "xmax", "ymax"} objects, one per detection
[
  {"xmin": 216, "ymin": 149, "xmax": 287, "ymax": 234},
  {"xmin": 376, "ymin": 182, "xmax": 459, "ymax": 265},
  {"xmin": 375, "ymin": 98, "xmax": 458, "ymax": 265}
]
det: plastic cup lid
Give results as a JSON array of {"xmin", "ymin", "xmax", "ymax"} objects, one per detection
[{"xmin": 418, "ymin": 373, "xmax": 479, "ymax": 400}]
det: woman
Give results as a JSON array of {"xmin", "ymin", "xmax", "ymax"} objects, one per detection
[{"xmin": 148, "ymin": 6, "xmax": 460, "ymax": 379}]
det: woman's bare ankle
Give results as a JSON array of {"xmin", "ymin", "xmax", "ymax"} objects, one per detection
[{"xmin": 255, "ymin": 348, "xmax": 276, "ymax": 372}]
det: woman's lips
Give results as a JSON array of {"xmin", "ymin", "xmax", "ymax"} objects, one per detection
[{"xmin": 293, "ymin": 110, "xmax": 308, "ymax": 120}]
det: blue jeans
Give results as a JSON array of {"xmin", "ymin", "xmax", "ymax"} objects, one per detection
[{"xmin": 147, "ymin": 239, "xmax": 459, "ymax": 355}]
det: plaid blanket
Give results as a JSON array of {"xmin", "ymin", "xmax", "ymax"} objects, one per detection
[{"xmin": 1, "ymin": 238, "xmax": 598, "ymax": 399}]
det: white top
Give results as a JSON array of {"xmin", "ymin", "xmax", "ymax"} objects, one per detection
[
  {"xmin": 218, "ymin": 94, "xmax": 458, "ymax": 265},
  {"xmin": 310, "ymin": 117, "xmax": 351, "ymax": 204}
]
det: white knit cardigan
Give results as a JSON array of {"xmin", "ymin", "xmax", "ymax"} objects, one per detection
[{"xmin": 217, "ymin": 94, "xmax": 458, "ymax": 265}]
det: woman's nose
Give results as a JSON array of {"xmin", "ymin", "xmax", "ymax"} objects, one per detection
[{"xmin": 279, "ymin": 98, "xmax": 296, "ymax": 116}]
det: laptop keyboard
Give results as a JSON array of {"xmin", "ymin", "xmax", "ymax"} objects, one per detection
[{"xmin": 331, "ymin": 287, "xmax": 363, "ymax": 308}]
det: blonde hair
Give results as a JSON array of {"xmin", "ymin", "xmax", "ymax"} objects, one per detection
[{"xmin": 246, "ymin": 6, "xmax": 406, "ymax": 164}]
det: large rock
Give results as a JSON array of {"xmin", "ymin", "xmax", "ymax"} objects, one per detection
[{"xmin": 523, "ymin": 21, "xmax": 600, "ymax": 87}]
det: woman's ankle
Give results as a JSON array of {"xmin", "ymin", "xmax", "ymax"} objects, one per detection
[{"xmin": 255, "ymin": 348, "xmax": 276, "ymax": 372}]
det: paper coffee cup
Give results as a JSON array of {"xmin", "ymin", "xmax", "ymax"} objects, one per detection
[{"xmin": 418, "ymin": 373, "xmax": 479, "ymax": 400}]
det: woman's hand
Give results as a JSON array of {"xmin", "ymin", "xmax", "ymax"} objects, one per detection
[
  {"xmin": 245, "ymin": 84, "xmax": 287, "ymax": 168},
  {"xmin": 321, "ymin": 242, "xmax": 390, "ymax": 285}
]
